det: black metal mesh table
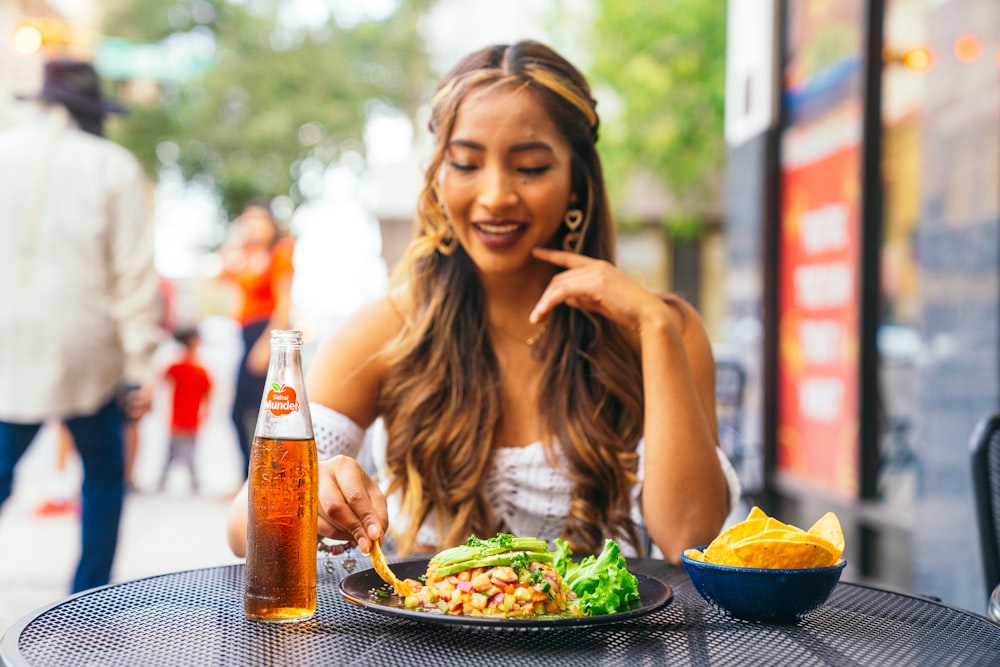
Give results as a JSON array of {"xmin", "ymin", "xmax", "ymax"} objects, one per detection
[{"xmin": 3, "ymin": 554, "xmax": 999, "ymax": 666}]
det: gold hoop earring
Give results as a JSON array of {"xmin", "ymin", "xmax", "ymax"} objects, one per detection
[{"xmin": 563, "ymin": 208, "xmax": 583, "ymax": 231}]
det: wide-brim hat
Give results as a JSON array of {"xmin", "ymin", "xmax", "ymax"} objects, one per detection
[{"xmin": 16, "ymin": 59, "xmax": 126, "ymax": 116}]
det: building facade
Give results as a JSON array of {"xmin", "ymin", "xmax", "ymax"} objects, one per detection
[{"xmin": 723, "ymin": 0, "xmax": 999, "ymax": 613}]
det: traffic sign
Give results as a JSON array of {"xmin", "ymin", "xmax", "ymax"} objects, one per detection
[{"xmin": 96, "ymin": 34, "xmax": 212, "ymax": 82}]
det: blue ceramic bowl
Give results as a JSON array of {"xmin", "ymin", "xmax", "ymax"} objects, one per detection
[{"xmin": 681, "ymin": 547, "xmax": 846, "ymax": 623}]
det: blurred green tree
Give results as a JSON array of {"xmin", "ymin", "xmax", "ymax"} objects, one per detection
[
  {"xmin": 100, "ymin": 0, "xmax": 434, "ymax": 219},
  {"xmin": 583, "ymin": 0, "xmax": 727, "ymax": 235}
]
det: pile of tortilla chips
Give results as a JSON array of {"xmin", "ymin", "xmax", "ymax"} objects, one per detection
[{"xmin": 684, "ymin": 507, "xmax": 844, "ymax": 569}]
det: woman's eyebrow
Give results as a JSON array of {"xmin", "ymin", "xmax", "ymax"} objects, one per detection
[
  {"xmin": 446, "ymin": 139, "xmax": 554, "ymax": 154},
  {"xmin": 509, "ymin": 141, "xmax": 554, "ymax": 154},
  {"xmin": 447, "ymin": 139, "xmax": 484, "ymax": 151}
]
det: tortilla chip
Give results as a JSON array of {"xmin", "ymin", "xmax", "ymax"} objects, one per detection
[
  {"xmin": 732, "ymin": 534, "xmax": 840, "ymax": 568},
  {"xmin": 369, "ymin": 539, "xmax": 416, "ymax": 596},
  {"xmin": 701, "ymin": 508, "xmax": 845, "ymax": 569},
  {"xmin": 763, "ymin": 516, "xmax": 805, "ymax": 533},
  {"xmin": 683, "ymin": 548, "xmax": 706, "ymax": 562},
  {"xmin": 808, "ymin": 511, "xmax": 845, "ymax": 556},
  {"xmin": 703, "ymin": 518, "xmax": 767, "ymax": 566}
]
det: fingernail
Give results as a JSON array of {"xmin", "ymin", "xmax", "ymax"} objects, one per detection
[{"xmin": 367, "ymin": 524, "xmax": 381, "ymax": 542}]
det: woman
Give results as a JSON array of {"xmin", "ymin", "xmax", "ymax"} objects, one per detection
[
  {"xmin": 220, "ymin": 200, "xmax": 294, "ymax": 478},
  {"xmin": 228, "ymin": 40, "xmax": 738, "ymax": 563}
]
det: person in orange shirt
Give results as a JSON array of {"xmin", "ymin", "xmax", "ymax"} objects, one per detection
[
  {"xmin": 220, "ymin": 200, "xmax": 294, "ymax": 478},
  {"xmin": 158, "ymin": 325, "xmax": 212, "ymax": 493}
]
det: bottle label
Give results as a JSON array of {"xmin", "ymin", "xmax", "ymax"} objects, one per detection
[{"xmin": 265, "ymin": 383, "xmax": 300, "ymax": 416}]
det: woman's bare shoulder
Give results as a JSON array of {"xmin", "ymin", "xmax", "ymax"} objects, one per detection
[
  {"xmin": 657, "ymin": 292, "xmax": 705, "ymax": 330},
  {"xmin": 306, "ymin": 293, "xmax": 405, "ymax": 422},
  {"xmin": 320, "ymin": 293, "xmax": 405, "ymax": 357}
]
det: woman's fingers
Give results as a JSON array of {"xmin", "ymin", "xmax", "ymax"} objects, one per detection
[
  {"xmin": 531, "ymin": 249, "xmax": 628, "ymax": 324},
  {"xmin": 530, "ymin": 246, "xmax": 668, "ymax": 332},
  {"xmin": 531, "ymin": 246, "xmax": 591, "ymax": 269},
  {"xmin": 317, "ymin": 456, "xmax": 388, "ymax": 554}
]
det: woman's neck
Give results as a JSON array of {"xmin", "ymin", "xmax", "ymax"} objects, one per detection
[{"xmin": 479, "ymin": 261, "xmax": 556, "ymax": 336}]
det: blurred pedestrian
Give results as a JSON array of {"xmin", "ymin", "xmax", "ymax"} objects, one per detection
[
  {"xmin": 158, "ymin": 325, "xmax": 212, "ymax": 494},
  {"xmin": 33, "ymin": 421, "xmax": 78, "ymax": 517},
  {"xmin": 219, "ymin": 200, "xmax": 295, "ymax": 478},
  {"xmin": 0, "ymin": 60, "xmax": 160, "ymax": 593},
  {"xmin": 32, "ymin": 274, "xmax": 174, "ymax": 499}
]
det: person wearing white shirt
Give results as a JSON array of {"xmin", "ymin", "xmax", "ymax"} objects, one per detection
[{"xmin": 0, "ymin": 60, "xmax": 160, "ymax": 593}]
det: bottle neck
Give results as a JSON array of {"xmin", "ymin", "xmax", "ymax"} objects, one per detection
[
  {"xmin": 256, "ymin": 330, "xmax": 313, "ymax": 439},
  {"xmin": 269, "ymin": 330, "xmax": 302, "ymax": 348}
]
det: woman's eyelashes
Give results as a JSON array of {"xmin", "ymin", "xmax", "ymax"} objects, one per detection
[
  {"xmin": 519, "ymin": 165, "xmax": 551, "ymax": 176},
  {"xmin": 446, "ymin": 160, "xmax": 552, "ymax": 176}
]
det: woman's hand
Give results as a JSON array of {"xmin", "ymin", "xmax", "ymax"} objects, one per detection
[
  {"xmin": 317, "ymin": 455, "xmax": 388, "ymax": 555},
  {"xmin": 529, "ymin": 247, "xmax": 673, "ymax": 335},
  {"xmin": 226, "ymin": 456, "xmax": 388, "ymax": 558}
]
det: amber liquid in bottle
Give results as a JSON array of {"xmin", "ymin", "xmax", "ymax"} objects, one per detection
[
  {"xmin": 245, "ymin": 436, "xmax": 318, "ymax": 621},
  {"xmin": 244, "ymin": 330, "xmax": 318, "ymax": 623}
]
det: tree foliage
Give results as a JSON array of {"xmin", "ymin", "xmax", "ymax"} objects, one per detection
[
  {"xmin": 100, "ymin": 0, "xmax": 434, "ymax": 218},
  {"xmin": 585, "ymin": 0, "xmax": 727, "ymax": 232}
]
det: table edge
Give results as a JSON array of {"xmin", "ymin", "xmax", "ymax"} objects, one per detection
[{"xmin": 0, "ymin": 563, "xmax": 244, "ymax": 667}]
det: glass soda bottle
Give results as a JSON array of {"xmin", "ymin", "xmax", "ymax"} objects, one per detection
[{"xmin": 244, "ymin": 330, "xmax": 318, "ymax": 623}]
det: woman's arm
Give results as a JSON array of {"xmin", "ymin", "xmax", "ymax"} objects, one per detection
[
  {"xmin": 634, "ymin": 298, "xmax": 729, "ymax": 561},
  {"xmin": 530, "ymin": 247, "xmax": 729, "ymax": 563}
]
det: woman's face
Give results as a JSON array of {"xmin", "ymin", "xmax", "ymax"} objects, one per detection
[
  {"xmin": 238, "ymin": 206, "xmax": 277, "ymax": 247},
  {"xmin": 439, "ymin": 83, "xmax": 573, "ymax": 275}
]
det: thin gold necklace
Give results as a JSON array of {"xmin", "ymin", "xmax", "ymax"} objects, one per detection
[{"xmin": 489, "ymin": 323, "xmax": 547, "ymax": 346}]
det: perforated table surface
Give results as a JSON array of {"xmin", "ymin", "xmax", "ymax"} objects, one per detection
[{"xmin": 3, "ymin": 554, "xmax": 999, "ymax": 666}]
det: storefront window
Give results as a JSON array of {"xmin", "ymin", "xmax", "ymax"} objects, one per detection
[{"xmin": 876, "ymin": 0, "xmax": 927, "ymax": 507}]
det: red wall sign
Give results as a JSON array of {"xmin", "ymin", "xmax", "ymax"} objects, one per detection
[{"xmin": 777, "ymin": 0, "xmax": 866, "ymax": 498}]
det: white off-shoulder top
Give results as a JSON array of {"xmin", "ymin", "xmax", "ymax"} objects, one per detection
[{"xmin": 312, "ymin": 403, "xmax": 741, "ymax": 557}]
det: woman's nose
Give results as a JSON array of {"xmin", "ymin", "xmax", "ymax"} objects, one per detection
[{"xmin": 477, "ymin": 165, "xmax": 518, "ymax": 212}]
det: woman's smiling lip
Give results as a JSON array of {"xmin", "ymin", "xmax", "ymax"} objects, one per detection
[{"xmin": 471, "ymin": 220, "xmax": 528, "ymax": 251}]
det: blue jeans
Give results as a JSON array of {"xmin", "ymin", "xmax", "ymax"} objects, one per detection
[
  {"xmin": 232, "ymin": 318, "xmax": 269, "ymax": 479},
  {"xmin": 0, "ymin": 398, "xmax": 125, "ymax": 593}
]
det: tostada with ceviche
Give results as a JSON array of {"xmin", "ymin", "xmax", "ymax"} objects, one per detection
[{"xmin": 374, "ymin": 533, "xmax": 641, "ymax": 618}]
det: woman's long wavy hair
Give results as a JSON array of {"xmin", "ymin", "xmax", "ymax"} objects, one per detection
[{"xmin": 378, "ymin": 40, "xmax": 646, "ymax": 556}]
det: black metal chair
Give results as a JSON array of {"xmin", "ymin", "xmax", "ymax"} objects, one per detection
[
  {"xmin": 714, "ymin": 358, "xmax": 764, "ymax": 505},
  {"xmin": 970, "ymin": 412, "xmax": 1000, "ymax": 597},
  {"xmin": 715, "ymin": 359, "xmax": 747, "ymax": 465}
]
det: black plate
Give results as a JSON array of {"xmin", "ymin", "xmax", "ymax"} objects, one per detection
[{"xmin": 338, "ymin": 559, "xmax": 673, "ymax": 629}]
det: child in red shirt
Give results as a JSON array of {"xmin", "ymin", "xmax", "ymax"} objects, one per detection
[{"xmin": 159, "ymin": 325, "xmax": 212, "ymax": 493}]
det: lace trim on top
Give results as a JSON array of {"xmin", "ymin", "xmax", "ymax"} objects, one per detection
[{"xmin": 312, "ymin": 402, "xmax": 365, "ymax": 460}]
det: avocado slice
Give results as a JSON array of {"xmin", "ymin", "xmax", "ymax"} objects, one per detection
[
  {"xmin": 430, "ymin": 535, "xmax": 549, "ymax": 567},
  {"xmin": 434, "ymin": 549, "xmax": 556, "ymax": 577}
]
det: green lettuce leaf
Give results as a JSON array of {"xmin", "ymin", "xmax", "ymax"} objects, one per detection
[{"xmin": 555, "ymin": 538, "xmax": 640, "ymax": 616}]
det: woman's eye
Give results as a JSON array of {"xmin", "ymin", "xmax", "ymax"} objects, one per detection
[
  {"xmin": 448, "ymin": 161, "xmax": 477, "ymax": 172},
  {"xmin": 519, "ymin": 165, "xmax": 551, "ymax": 176}
]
